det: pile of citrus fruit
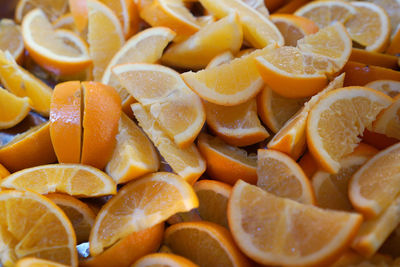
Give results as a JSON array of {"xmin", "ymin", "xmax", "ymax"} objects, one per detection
[{"xmin": 0, "ymin": 0, "xmax": 400, "ymax": 266}]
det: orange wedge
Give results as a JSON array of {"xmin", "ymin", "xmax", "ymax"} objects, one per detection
[
  {"xmin": 133, "ymin": 253, "xmax": 198, "ymax": 267},
  {"xmin": 0, "ymin": 164, "xmax": 10, "ymax": 179},
  {"xmin": 139, "ymin": 0, "xmax": 200, "ymax": 39},
  {"xmin": 0, "ymin": 50, "xmax": 52, "ymax": 116},
  {"xmin": 307, "ymin": 86, "xmax": 392, "ymax": 173},
  {"xmin": 312, "ymin": 143, "xmax": 378, "ymax": 211},
  {"xmin": 105, "ymin": 113, "xmax": 160, "ymax": 184},
  {"xmin": 206, "ymin": 51, "xmax": 234, "ymax": 68},
  {"xmin": 199, "ymin": 0, "xmax": 284, "ymax": 48},
  {"xmin": 345, "ymin": 1, "xmax": 390, "ymax": 52},
  {"xmin": 194, "ymin": 179, "xmax": 232, "ymax": 228},
  {"xmin": 47, "ymin": 193, "xmax": 96, "ymax": 243},
  {"xmin": 113, "ymin": 63, "xmax": 205, "ymax": 148},
  {"xmin": 16, "ymin": 257, "xmax": 69, "ymax": 267},
  {"xmin": 270, "ymin": 14, "xmax": 319, "ymax": 46},
  {"xmin": 131, "ymin": 103, "xmax": 206, "ymax": 184},
  {"xmin": 15, "ymin": 0, "xmax": 68, "ymax": 23},
  {"xmin": 22, "ymin": 9, "xmax": 91, "ymax": 76},
  {"xmin": 349, "ymin": 48, "xmax": 399, "ymax": 70},
  {"xmin": 242, "ymin": 0, "xmax": 269, "ymax": 17},
  {"xmin": 298, "ymin": 150, "xmax": 318, "ymax": 178},
  {"xmin": 197, "ymin": 132, "xmax": 257, "ymax": 185},
  {"xmin": 366, "ymin": 80, "xmax": 400, "ymax": 97},
  {"xmin": 82, "ymin": 223, "xmax": 164, "ymax": 267},
  {"xmin": 0, "ymin": 164, "xmax": 116, "ymax": 197},
  {"xmin": 257, "ymin": 148, "xmax": 315, "ymax": 204},
  {"xmin": 204, "ymin": 98, "xmax": 269, "ymax": 147},
  {"xmin": 294, "ymin": 0, "xmax": 356, "ymax": 29},
  {"xmin": 267, "ymin": 73, "xmax": 345, "ymax": 160},
  {"xmin": 89, "ymin": 172, "xmax": 198, "ymax": 255},
  {"xmin": 0, "ymin": 87, "xmax": 31, "ymax": 130},
  {"xmin": 181, "ymin": 48, "xmax": 267, "ymax": 106},
  {"xmin": 162, "ymin": 13, "xmax": 243, "ymax": 70},
  {"xmin": 228, "ymin": 180, "xmax": 363, "ymax": 266},
  {"xmin": 0, "ymin": 122, "xmax": 57, "ymax": 172},
  {"xmin": 372, "ymin": 94, "xmax": 400, "ymax": 140},
  {"xmin": 0, "ymin": 190, "xmax": 77, "ymax": 266},
  {"xmin": 49, "ymin": 81, "xmax": 81, "ymax": 164},
  {"xmin": 81, "ymin": 81, "xmax": 121, "ymax": 170},
  {"xmin": 101, "ymin": 27, "xmax": 175, "ymax": 101},
  {"xmin": 352, "ymin": 194, "xmax": 400, "ymax": 257},
  {"xmin": 0, "ymin": 19, "xmax": 24, "ymax": 62},
  {"xmin": 387, "ymin": 26, "xmax": 400, "ymax": 55},
  {"xmin": 164, "ymin": 221, "xmax": 251, "ymax": 267},
  {"xmin": 69, "ymin": 0, "xmax": 88, "ymax": 31},
  {"xmin": 257, "ymin": 85, "xmax": 309, "ymax": 133},
  {"xmin": 349, "ymin": 142, "xmax": 400, "ymax": 218},
  {"xmin": 87, "ymin": 0, "xmax": 125, "ymax": 81}
]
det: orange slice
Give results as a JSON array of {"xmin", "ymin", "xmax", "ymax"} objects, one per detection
[
  {"xmin": 15, "ymin": 0, "xmax": 68, "ymax": 23},
  {"xmin": 193, "ymin": 179, "xmax": 232, "ymax": 228},
  {"xmin": 0, "ymin": 164, "xmax": 116, "ymax": 197},
  {"xmin": 312, "ymin": 143, "xmax": 378, "ymax": 211},
  {"xmin": 22, "ymin": 9, "xmax": 91, "ymax": 76},
  {"xmin": 368, "ymin": 0, "xmax": 400, "ymax": 38},
  {"xmin": 0, "ymin": 190, "xmax": 77, "ymax": 266},
  {"xmin": 366, "ymin": 80, "xmax": 400, "ymax": 97},
  {"xmin": 16, "ymin": 257, "xmax": 69, "ymax": 267},
  {"xmin": 267, "ymin": 73, "xmax": 345, "ymax": 160},
  {"xmin": 101, "ymin": 27, "xmax": 175, "ymax": 101},
  {"xmin": 161, "ymin": 13, "xmax": 243, "ymax": 70},
  {"xmin": 307, "ymin": 86, "xmax": 392, "ymax": 173},
  {"xmin": 228, "ymin": 180, "xmax": 363, "ymax": 266},
  {"xmin": 49, "ymin": 81, "xmax": 81, "ymax": 164},
  {"xmin": 0, "ymin": 50, "xmax": 52, "ymax": 116},
  {"xmin": 199, "ymin": 0, "xmax": 284, "ymax": 48},
  {"xmin": 257, "ymin": 148, "xmax": 315, "ymax": 204},
  {"xmin": 352, "ymin": 194, "xmax": 400, "ymax": 257},
  {"xmin": 349, "ymin": 48, "xmax": 399, "ymax": 70},
  {"xmin": 345, "ymin": 1, "xmax": 391, "ymax": 52},
  {"xmin": 0, "ymin": 122, "xmax": 57, "ymax": 172},
  {"xmin": 163, "ymin": 221, "xmax": 251, "ymax": 267},
  {"xmin": 257, "ymin": 85, "xmax": 309, "ymax": 133},
  {"xmin": 0, "ymin": 19, "xmax": 24, "ymax": 62},
  {"xmin": 242, "ymin": 0, "xmax": 269, "ymax": 17},
  {"xmin": 131, "ymin": 103, "xmax": 206, "ymax": 184},
  {"xmin": 133, "ymin": 253, "xmax": 198, "ymax": 267},
  {"xmin": 197, "ymin": 132, "xmax": 257, "ymax": 185},
  {"xmin": 206, "ymin": 51, "xmax": 234, "ymax": 68},
  {"xmin": 181, "ymin": 48, "xmax": 267, "ymax": 106},
  {"xmin": 47, "ymin": 193, "xmax": 96, "ymax": 243},
  {"xmin": 0, "ymin": 87, "xmax": 31, "ymax": 130},
  {"xmin": 203, "ymin": 98, "xmax": 269, "ymax": 147},
  {"xmin": 87, "ymin": 0, "xmax": 125, "ymax": 81},
  {"xmin": 349, "ymin": 142, "xmax": 400, "ymax": 218},
  {"xmin": 82, "ymin": 223, "xmax": 164, "ymax": 267},
  {"xmin": 372, "ymin": 94, "xmax": 400, "ymax": 140},
  {"xmin": 89, "ymin": 172, "xmax": 198, "ymax": 255},
  {"xmin": 113, "ymin": 63, "xmax": 205, "ymax": 148},
  {"xmin": 69, "ymin": 0, "xmax": 88, "ymax": 31},
  {"xmin": 139, "ymin": 0, "xmax": 200, "ymax": 39},
  {"xmin": 81, "ymin": 81, "xmax": 121, "ymax": 170},
  {"xmin": 294, "ymin": 0, "xmax": 356, "ymax": 29},
  {"xmin": 105, "ymin": 113, "xmax": 160, "ymax": 184},
  {"xmin": 270, "ymin": 14, "xmax": 319, "ymax": 46}
]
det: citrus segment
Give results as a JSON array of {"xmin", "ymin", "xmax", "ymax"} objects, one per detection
[
  {"xmin": 228, "ymin": 180, "xmax": 363, "ymax": 266},
  {"xmin": 0, "ymin": 164, "xmax": 116, "ymax": 197},
  {"xmin": 197, "ymin": 132, "xmax": 257, "ymax": 185},
  {"xmin": 0, "ymin": 19, "xmax": 24, "ymax": 62},
  {"xmin": 307, "ymin": 86, "xmax": 392, "ymax": 173},
  {"xmin": 113, "ymin": 63, "xmax": 205, "ymax": 148},
  {"xmin": 131, "ymin": 103, "xmax": 206, "ymax": 184},
  {"xmin": 133, "ymin": 253, "xmax": 198, "ymax": 267},
  {"xmin": 89, "ymin": 172, "xmax": 198, "ymax": 255},
  {"xmin": 105, "ymin": 113, "xmax": 159, "ymax": 184},
  {"xmin": 0, "ymin": 87, "xmax": 31, "ymax": 130},
  {"xmin": 162, "ymin": 13, "xmax": 243, "ymax": 70},
  {"xmin": 203, "ymin": 98, "xmax": 269, "ymax": 147},
  {"xmin": 373, "ymin": 94, "xmax": 400, "ymax": 140},
  {"xmin": 164, "ymin": 221, "xmax": 251, "ymax": 267},
  {"xmin": 0, "ymin": 190, "xmax": 77, "ymax": 266},
  {"xmin": 366, "ymin": 80, "xmax": 400, "ymax": 97},
  {"xmin": 257, "ymin": 149, "xmax": 315, "ymax": 204}
]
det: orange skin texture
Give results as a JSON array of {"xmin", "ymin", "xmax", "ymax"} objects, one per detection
[
  {"xmin": 50, "ymin": 81, "xmax": 82, "ymax": 163},
  {"xmin": 265, "ymin": 0, "xmax": 288, "ymax": 13},
  {"xmin": 81, "ymin": 223, "xmax": 164, "ymax": 267},
  {"xmin": 81, "ymin": 81, "xmax": 121, "ymax": 170},
  {"xmin": 0, "ymin": 122, "xmax": 57, "ymax": 172},
  {"xmin": 349, "ymin": 48, "xmax": 399, "ymax": 70},
  {"xmin": 343, "ymin": 61, "xmax": 400, "ymax": 87}
]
